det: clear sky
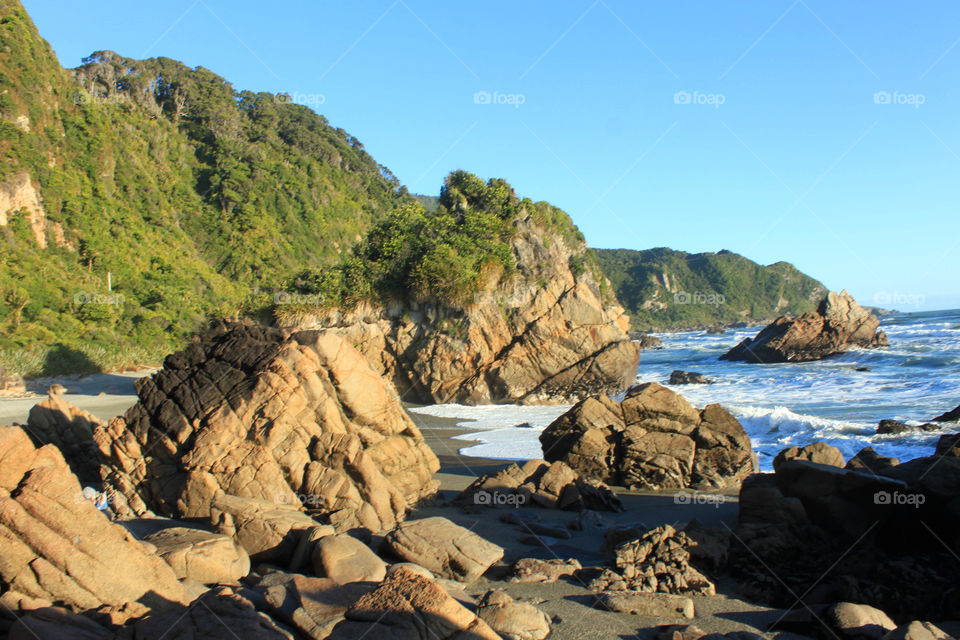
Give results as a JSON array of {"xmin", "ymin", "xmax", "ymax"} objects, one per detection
[{"xmin": 22, "ymin": 1, "xmax": 960, "ymax": 311}]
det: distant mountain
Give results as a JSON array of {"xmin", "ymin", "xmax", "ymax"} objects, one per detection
[{"xmin": 592, "ymin": 247, "xmax": 827, "ymax": 331}]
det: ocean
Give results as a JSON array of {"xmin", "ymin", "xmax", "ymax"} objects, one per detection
[{"xmin": 408, "ymin": 309, "xmax": 960, "ymax": 471}]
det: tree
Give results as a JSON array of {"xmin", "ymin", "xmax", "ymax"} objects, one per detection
[{"xmin": 5, "ymin": 288, "xmax": 28, "ymax": 330}]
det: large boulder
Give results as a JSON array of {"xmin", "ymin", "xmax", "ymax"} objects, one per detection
[
  {"xmin": 476, "ymin": 590, "xmax": 551, "ymax": 640},
  {"xmin": 25, "ymin": 393, "xmax": 104, "ymax": 482},
  {"xmin": 773, "ymin": 442, "xmax": 845, "ymax": 470},
  {"xmin": 93, "ymin": 322, "xmax": 439, "ymax": 533},
  {"xmin": 312, "ymin": 533, "xmax": 386, "ymax": 585},
  {"xmin": 827, "ymin": 602, "xmax": 897, "ymax": 640},
  {"xmin": 142, "ymin": 527, "xmax": 250, "ymax": 585},
  {"xmin": 297, "ymin": 214, "xmax": 640, "ymax": 405},
  {"xmin": 540, "ymin": 383, "xmax": 756, "ymax": 490},
  {"xmin": 0, "ymin": 426, "xmax": 190, "ymax": 613},
  {"xmin": 384, "ymin": 516, "xmax": 504, "ymax": 582},
  {"xmin": 721, "ymin": 290, "xmax": 888, "ymax": 363},
  {"xmin": 132, "ymin": 587, "xmax": 294, "ymax": 639}
]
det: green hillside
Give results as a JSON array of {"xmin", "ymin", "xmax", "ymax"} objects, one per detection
[
  {"xmin": 0, "ymin": 0, "xmax": 406, "ymax": 375},
  {"xmin": 593, "ymin": 247, "xmax": 826, "ymax": 331}
]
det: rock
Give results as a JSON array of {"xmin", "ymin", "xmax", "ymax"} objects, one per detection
[
  {"xmin": 143, "ymin": 526, "xmax": 250, "ymax": 585},
  {"xmin": 0, "ymin": 426, "xmax": 190, "ymax": 612},
  {"xmin": 634, "ymin": 334, "xmax": 665, "ymax": 350},
  {"xmin": 25, "ymin": 394, "xmax": 104, "ymax": 482},
  {"xmin": 877, "ymin": 420, "xmax": 911, "ymax": 435},
  {"xmin": 384, "ymin": 516, "xmax": 504, "ymax": 582},
  {"xmin": 541, "ymin": 383, "xmax": 756, "ymax": 490},
  {"xmin": 386, "ymin": 562, "xmax": 435, "ymax": 580},
  {"xmin": 132, "ymin": 587, "xmax": 295, "ymax": 639},
  {"xmin": 312, "ymin": 533, "xmax": 386, "ymax": 584},
  {"xmin": 508, "ymin": 558, "xmax": 582, "ymax": 584},
  {"xmin": 846, "ymin": 448, "xmax": 899, "ymax": 474},
  {"xmin": 476, "ymin": 589, "xmax": 551, "ymax": 640},
  {"xmin": 0, "ymin": 366, "xmax": 25, "ymax": 396},
  {"xmin": 302, "ymin": 213, "xmax": 640, "ymax": 405},
  {"xmin": 935, "ymin": 434, "xmax": 960, "ymax": 458},
  {"xmin": 881, "ymin": 622, "xmax": 954, "ymax": 640},
  {"xmin": 655, "ymin": 624, "xmax": 708, "ymax": 640},
  {"xmin": 596, "ymin": 592, "xmax": 695, "ymax": 618},
  {"xmin": 932, "ymin": 404, "xmax": 960, "ymax": 422},
  {"xmin": 328, "ymin": 566, "xmax": 501, "ymax": 639},
  {"xmin": 773, "ymin": 442, "xmax": 845, "ymax": 470},
  {"xmin": 94, "ymin": 322, "xmax": 439, "ymax": 533},
  {"xmin": 210, "ymin": 493, "xmax": 328, "ymax": 565},
  {"xmin": 8, "ymin": 607, "xmax": 113, "ymax": 640},
  {"xmin": 589, "ymin": 525, "xmax": 716, "ymax": 596},
  {"xmin": 828, "ymin": 602, "xmax": 897, "ymax": 640},
  {"xmin": 669, "ymin": 371, "xmax": 713, "ymax": 385},
  {"xmin": 288, "ymin": 524, "xmax": 334, "ymax": 573},
  {"xmin": 455, "ymin": 459, "xmax": 622, "ymax": 512},
  {"xmin": 721, "ymin": 290, "xmax": 888, "ymax": 363},
  {"xmin": 47, "ymin": 383, "xmax": 67, "ymax": 395}
]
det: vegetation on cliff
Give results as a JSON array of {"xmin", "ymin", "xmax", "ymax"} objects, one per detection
[{"xmin": 593, "ymin": 247, "xmax": 826, "ymax": 331}]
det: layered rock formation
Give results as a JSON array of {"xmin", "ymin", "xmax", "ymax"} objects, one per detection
[
  {"xmin": 25, "ymin": 393, "xmax": 104, "ymax": 483},
  {"xmin": 721, "ymin": 290, "xmax": 888, "ymax": 363},
  {"xmin": 0, "ymin": 426, "xmax": 190, "ymax": 613},
  {"xmin": 539, "ymin": 383, "xmax": 756, "ymax": 490},
  {"xmin": 93, "ymin": 322, "xmax": 439, "ymax": 532},
  {"xmin": 299, "ymin": 215, "xmax": 640, "ymax": 405}
]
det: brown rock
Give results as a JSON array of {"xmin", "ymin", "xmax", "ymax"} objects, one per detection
[
  {"xmin": 881, "ymin": 622, "xmax": 954, "ymax": 640},
  {"xmin": 132, "ymin": 587, "xmax": 294, "ymax": 639},
  {"xmin": 477, "ymin": 589, "xmax": 551, "ymax": 640},
  {"xmin": 0, "ymin": 426, "xmax": 190, "ymax": 613},
  {"xmin": 721, "ymin": 290, "xmax": 888, "ymax": 363},
  {"xmin": 384, "ymin": 516, "xmax": 504, "ymax": 582},
  {"xmin": 210, "ymin": 493, "xmax": 327, "ymax": 565},
  {"xmin": 143, "ymin": 526, "xmax": 250, "ymax": 585},
  {"xmin": 508, "ymin": 557, "xmax": 582, "ymax": 583},
  {"xmin": 846, "ymin": 448, "xmax": 899, "ymax": 475},
  {"xmin": 541, "ymin": 383, "xmax": 756, "ymax": 490},
  {"xmin": 312, "ymin": 533, "xmax": 386, "ymax": 585},
  {"xmin": 328, "ymin": 566, "xmax": 501, "ymax": 639},
  {"xmin": 828, "ymin": 602, "xmax": 897, "ymax": 640},
  {"xmin": 25, "ymin": 394, "xmax": 104, "ymax": 482},
  {"xmin": 94, "ymin": 322, "xmax": 439, "ymax": 533},
  {"xmin": 8, "ymin": 607, "xmax": 112, "ymax": 640},
  {"xmin": 774, "ymin": 442, "xmax": 845, "ymax": 471},
  {"xmin": 596, "ymin": 591, "xmax": 695, "ymax": 618}
]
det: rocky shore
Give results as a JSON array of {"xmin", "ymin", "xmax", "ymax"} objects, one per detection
[{"xmin": 0, "ymin": 323, "xmax": 957, "ymax": 640}]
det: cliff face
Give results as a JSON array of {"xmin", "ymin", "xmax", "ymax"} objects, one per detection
[{"xmin": 300, "ymin": 216, "xmax": 640, "ymax": 405}]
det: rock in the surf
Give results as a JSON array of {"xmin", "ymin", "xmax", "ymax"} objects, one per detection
[
  {"xmin": 721, "ymin": 290, "xmax": 888, "ymax": 363},
  {"xmin": 773, "ymin": 442, "xmax": 845, "ymax": 470},
  {"xmin": 669, "ymin": 370, "xmax": 713, "ymax": 385}
]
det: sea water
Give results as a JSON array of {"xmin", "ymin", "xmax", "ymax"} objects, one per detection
[{"xmin": 408, "ymin": 309, "xmax": 960, "ymax": 471}]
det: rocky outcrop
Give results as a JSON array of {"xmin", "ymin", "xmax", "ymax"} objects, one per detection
[
  {"xmin": 540, "ymin": 383, "xmax": 756, "ymax": 490},
  {"xmin": 384, "ymin": 517, "xmax": 504, "ymax": 583},
  {"xmin": 25, "ymin": 393, "xmax": 104, "ymax": 483},
  {"xmin": 455, "ymin": 459, "xmax": 623, "ymax": 512},
  {"xmin": 668, "ymin": 371, "xmax": 712, "ymax": 385},
  {"xmin": 632, "ymin": 333, "xmax": 664, "ymax": 349},
  {"xmin": 721, "ymin": 290, "xmax": 888, "ymax": 363},
  {"xmin": 142, "ymin": 527, "xmax": 250, "ymax": 586},
  {"xmin": 0, "ymin": 426, "xmax": 190, "ymax": 613},
  {"xmin": 131, "ymin": 587, "xmax": 294, "ymax": 639},
  {"xmin": 93, "ymin": 322, "xmax": 439, "ymax": 532},
  {"xmin": 932, "ymin": 404, "xmax": 960, "ymax": 422},
  {"xmin": 297, "ymin": 215, "xmax": 640, "ymax": 405},
  {"xmin": 732, "ymin": 443, "xmax": 960, "ymax": 621}
]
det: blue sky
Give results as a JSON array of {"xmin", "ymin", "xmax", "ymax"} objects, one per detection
[{"xmin": 23, "ymin": 0, "xmax": 960, "ymax": 310}]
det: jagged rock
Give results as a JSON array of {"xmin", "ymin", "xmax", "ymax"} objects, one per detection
[
  {"xmin": 8, "ymin": 607, "xmax": 113, "ymax": 640},
  {"xmin": 455, "ymin": 459, "xmax": 623, "ymax": 512},
  {"xmin": 143, "ymin": 527, "xmax": 250, "ymax": 585},
  {"xmin": 327, "ymin": 567, "xmax": 501, "ymax": 639},
  {"xmin": 540, "ymin": 383, "xmax": 756, "ymax": 490},
  {"xmin": 0, "ymin": 426, "xmax": 190, "ymax": 613},
  {"xmin": 596, "ymin": 591, "xmax": 695, "ymax": 618},
  {"xmin": 881, "ymin": 622, "xmax": 954, "ymax": 640},
  {"xmin": 877, "ymin": 420, "xmax": 939, "ymax": 435},
  {"xmin": 476, "ymin": 589, "xmax": 551, "ymax": 640},
  {"xmin": 299, "ymin": 214, "xmax": 640, "ymax": 405},
  {"xmin": 669, "ymin": 371, "xmax": 712, "ymax": 385},
  {"xmin": 312, "ymin": 533, "xmax": 386, "ymax": 585},
  {"xmin": 634, "ymin": 334, "xmax": 665, "ymax": 350},
  {"xmin": 773, "ymin": 442, "xmax": 845, "ymax": 470},
  {"xmin": 589, "ymin": 525, "xmax": 715, "ymax": 596},
  {"xmin": 25, "ymin": 393, "xmax": 104, "ymax": 482},
  {"xmin": 131, "ymin": 587, "xmax": 295, "ymax": 639},
  {"xmin": 94, "ymin": 322, "xmax": 439, "ymax": 533},
  {"xmin": 721, "ymin": 290, "xmax": 888, "ymax": 363},
  {"xmin": 932, "ymin": 404, "xmax": 960, "ymax": 422},
  {"xmin": 508, "ymin": 558, "xmax": 582, "ymax": 583},
  {"xmin": 846, "ymin": 448, "xmax": 899, "ymax": 474},
  {"xmin": 210, "ymin": 493, "xmax": 328, "ymax": 565},
  {"xmin": 935, "ymin": 434, "xmax": 960, "ymax": 458},
  {"xmin": 384, "ymin": 516, "xmax": 504, "ymax": 582},
  {"xmin": 828, "ymin": 602, "xmax": 897, "ymax": 640}
]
